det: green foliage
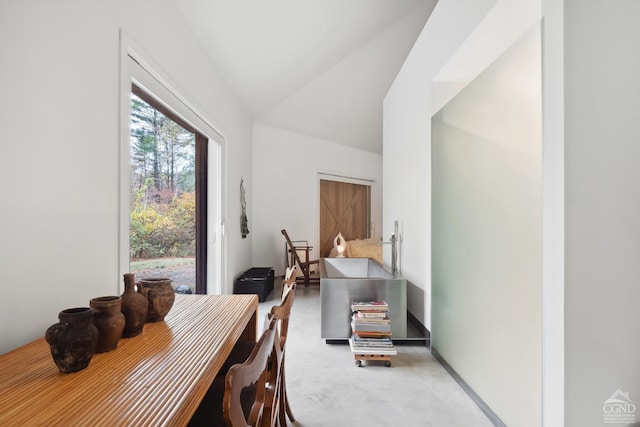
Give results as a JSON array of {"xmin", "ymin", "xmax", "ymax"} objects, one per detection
[
  {"xmin": 130, "ymin": 94, "xmax": 195, "ymax": 196},
  {"xmin": 129, "ymin": 93, "xmax": 196, "ymax": 260},
  {"xmin": 129, "ymin": 192, "xmax": 196, "ymax": 259}
]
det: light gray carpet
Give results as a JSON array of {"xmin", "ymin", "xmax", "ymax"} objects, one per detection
[{"xmin": 257, "ymin": 281, "xmax": 494, "ymax": 427}]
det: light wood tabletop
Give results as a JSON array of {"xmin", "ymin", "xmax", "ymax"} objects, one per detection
[{"xmin": 0, "ymin": 294, "xmax": 258, "ymax": 426}]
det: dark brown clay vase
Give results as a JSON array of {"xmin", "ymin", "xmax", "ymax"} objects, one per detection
[
  {"xmin": 138, "ymin": 277, "xmax": 175, "ymax": 322},
  {"xmin": 120, "ymin": 273, "xmax": 148, "ymax": 338},
  {"xmin": 45, "ymin": 307, "xmax": 99, "ymax": 373},
  {"xmin": 90, "ymin": 296, "xmax": 125, "ymax": 353}
]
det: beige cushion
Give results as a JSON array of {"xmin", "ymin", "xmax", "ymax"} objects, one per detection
[{"xmin": 328, "ymin": 238, "xmax": 382, "ymax": 263}]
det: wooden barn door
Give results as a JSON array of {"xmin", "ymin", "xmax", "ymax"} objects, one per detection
[{"xmin": 319, "ymin": 179, "xmax": 371, "ymax": 257}]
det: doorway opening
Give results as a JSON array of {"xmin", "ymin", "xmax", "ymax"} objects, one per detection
[
  {"xmin": 319, "ymin": 178, "xmax": 372, "ymax": 258},
  {"xmin": 128, "ymin": 84, "xmax": 207, "ymax": 294}
]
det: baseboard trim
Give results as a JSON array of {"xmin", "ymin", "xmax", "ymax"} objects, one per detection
[
  {"xmin": 431, "ymin": 347, "xmax": 506, "ymax": 427},
  {"xmin": 407, "ymin": 311, "xmax": 430, "ymax": 346}
]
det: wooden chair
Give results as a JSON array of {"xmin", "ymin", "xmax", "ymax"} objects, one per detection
[
  {"xmin": 281, "ymin": 229, "xmax": 320, "ymax": 287},
  {"xmin": 189, "ymin": 316, "xmax": 277, "ymax": 427},
  {"xmin": 281, "ymin": 265, "xmax": 296, "ymax": 298},
  {"xmin": 213, "ymin": 279, "xmax": 298, "ymax": 426},
  {"xmin": 234, "ymin": 282, "xmax": 298, "ymax": 426},
  {"xmin": 229, "ymin": 282, "xmax": 297, "ymax": 427},
  {"xmin": 224, "ymin": 316, "xmax": 278, "ymax": 426},
  {"xmin": 269, "ymin": 282, "xmax": 296, "ymax": 426},
  {"xmin": 262, "ymin": 311, "xmax": 283, "ymax": 427},
  {"xmin": 219, "ymin": 267, "xmax": 297, "ymax": 377}
]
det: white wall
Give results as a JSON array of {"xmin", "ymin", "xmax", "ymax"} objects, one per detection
[
  {"xmin": 383, "ymin": 0, "xmax": 497, "ymax": 329},
  {"xmin": 251, "ymin": 123, "xmax": 382, "ymax": 277},
  {"xmin": 540, "ymin": 0, "xmax": 565, "ymax": 424},
  {"xmin": 431, "ymin": 25, "xmax": 542, "ymax": 426},
  {"xmin": 384, "ymin": 0, "xmax": 568, "ymax": 425},
  {"xmin": 0, "ymin": 0, "xmax": 253, "ymax": 354},
  {"xmin": 564, "ymin": 0, "xmax": 640, "ymax": 425}
]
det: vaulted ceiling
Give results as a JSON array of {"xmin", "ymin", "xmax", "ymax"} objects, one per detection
[{"xmin": 173, "ymin": 0, "xmax": 437, "ymax": 153}]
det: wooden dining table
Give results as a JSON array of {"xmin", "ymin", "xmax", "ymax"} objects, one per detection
[{"xmin": 0, "ymin": 294, "xmax": 258, "ymax": 426}]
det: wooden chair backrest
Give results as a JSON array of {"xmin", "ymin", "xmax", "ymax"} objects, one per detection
[
  {"xmin": 281, "ymin": 229, "xmax": 306, "ymax": 268},
  {"xmin": 284, "ymin": 264, "xmax": 297, "ymax": 283},
  {"xmin": 223, "ymin": 317, "xmax": 277, "ymax": 427},
  {"xmin": 262, "ymin": 312, "xmax": 283, "ymax": 427},
  {"xmin": 271, "ymin": 282, "xmax": 296, "ymax": 350},
  {"xmin": 269, "ymin": 281, "xmax": 297, "ymax": 427},
  {"xmin": 263, "ymin": 283, "xmax": 296, "ymax": 426}
]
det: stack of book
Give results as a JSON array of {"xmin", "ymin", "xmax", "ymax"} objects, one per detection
[{"xmin": 349, "ymin": 301, "xmax": 397, "ymax": 360}]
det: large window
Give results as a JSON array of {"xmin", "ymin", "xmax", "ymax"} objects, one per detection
[
  {"xmin": 120, "ymin": 39, "xmax": 223, "ymax": 295},
  {"xmin": 128, "ymin": 84, "xmax": 208, "ymax": 294}
]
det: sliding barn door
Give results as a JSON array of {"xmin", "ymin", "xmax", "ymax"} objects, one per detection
[{"xmin": 319, "ymin": 179, "xmax": 371, "ymax": 257}]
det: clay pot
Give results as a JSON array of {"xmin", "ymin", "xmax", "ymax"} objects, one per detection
[
  {"xmin": 90, "ymin": 296, "xmax": 125, "ymax": 353},
  {"xmin": 138, "ymin": 277, "xmax": 175, "ymax": 322},
  {"xmin": 45, "ymin": 307, "xmax": 99, "ymax": 373},
  {"xmin": 120, "ymin": 273, "xmax": 148, "ymax": 338}
]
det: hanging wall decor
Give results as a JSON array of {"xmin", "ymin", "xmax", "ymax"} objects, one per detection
[{"xmin": 240, "ymin": 178, "xmax": 250, "ymax": 238}]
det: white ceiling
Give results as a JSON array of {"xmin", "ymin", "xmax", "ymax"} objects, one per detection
[{"xmin": 172, "ymin": 0, "xmax": 437, "ymax": 153}]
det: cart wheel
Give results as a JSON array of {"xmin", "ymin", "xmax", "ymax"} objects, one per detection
[
  {"xmin": 385, "ymin": 361, "xmax": 391, "ymax": 367},
  {"xmin": 355, "ymin": 360, "xmax": 363, "ymax": 367}
]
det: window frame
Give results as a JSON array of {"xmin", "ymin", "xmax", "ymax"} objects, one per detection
[
  {"xmin": 131, "ymin": 84, "xmax": 208, "ymax": 294},
  {"xmin": 119, "ymin": 31, "xmax": 224, "ymax": 295}
]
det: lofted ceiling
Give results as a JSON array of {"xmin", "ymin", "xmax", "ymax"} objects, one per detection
[{"xmin": 172, "ymin": 0, "xmax": 437, "ymax": 153}]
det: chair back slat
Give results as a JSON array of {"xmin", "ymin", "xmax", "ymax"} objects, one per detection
[
  {"xmin": 223, "ymin": 317, "xmax": 277, "ymax": 426},
  {"xmin": 272, "ymin": 282, "xmax": 296, "ymax": 349},
  {"xmin": 262, "ymin": 312, "xmax": 283, "ymax": 426},
  {"xmin": 264, "ymin": 282, "xmax": 297, "ymax": 426}
]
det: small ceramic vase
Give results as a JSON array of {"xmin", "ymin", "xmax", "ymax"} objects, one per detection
[
  {"xmin": 120, "ymin": 273, "xmax": 148, "ymax": 338},
  {"xmin": 45, "ymin": 307, "xmax": 99, "ymax": 373},
  {"xmin": 334, "ymin": 232, "xmax": 346, "ymax": 258},
  {"xmin": 90, "ymin": 296, "xmax": 125, "ymax": 353},
  {"xmin": 138, "ymin": 277, "xmax": 175, "ymax": 322}
]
